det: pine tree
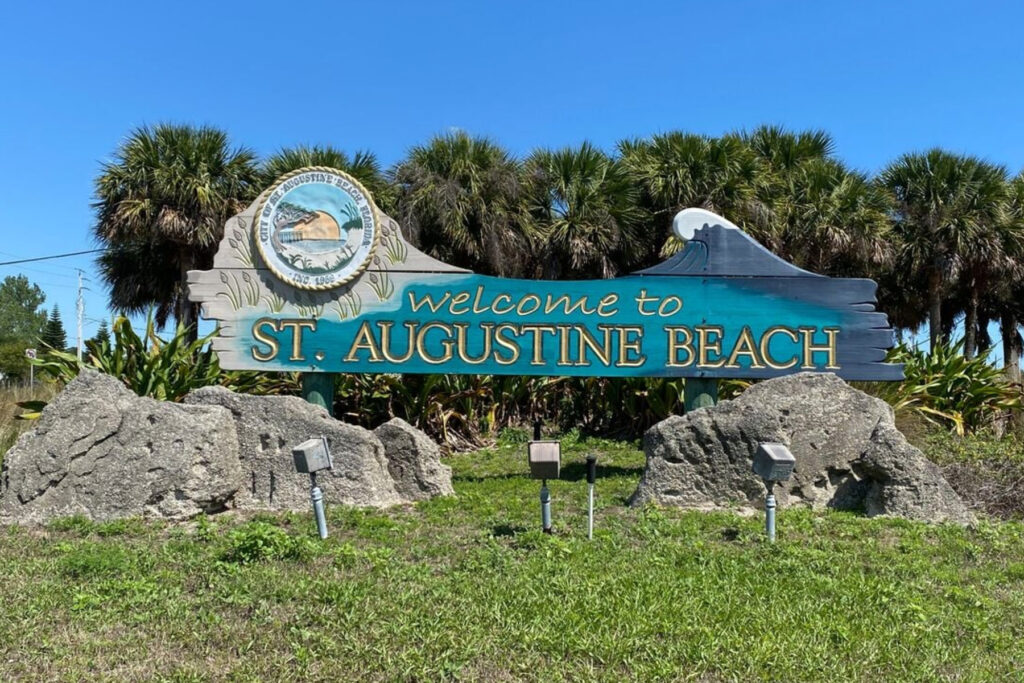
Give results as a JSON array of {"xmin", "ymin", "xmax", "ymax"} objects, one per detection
[
  {"xmin": 91, "ymin": 320, "xmax": 111, "ymax": 348},
  {"xmin": 41, "ymin": 306, "xmax": 67, "ymax": 350}
]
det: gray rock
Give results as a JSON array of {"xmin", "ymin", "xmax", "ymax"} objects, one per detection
[
  {"xmin": 631, "ymin": 373, "xmax": 974, "ymax": 524},
  {"xmin": 0, "ymin": 370, "xmax": 241, "ymax": 523},
  {"xmin": 374, "ymin": 418, "xmax": 453, "ymax": 502},
  {"xmin": 184, "ymin": 386, "xmax": 402, "ymax": 510}
]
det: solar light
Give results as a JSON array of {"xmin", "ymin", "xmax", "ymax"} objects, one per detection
[
  {"xmin": 528, "ymin": 420, "xmax": 560, "ymax": 534},
  {"xmin": 752, "ymin": 443, "xmax": 795, "ymax": 543},
  {"xmin": 586, "ymin": 455, "xmax": 597, "ymax": 540},
  {"xmin": 292, "ymin": 436, "xmax": 334, "ymax": 539}
]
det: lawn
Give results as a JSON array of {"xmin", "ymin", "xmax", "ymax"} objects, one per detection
[{"xmin": 1, "ymin": 432, "xmax": 1023, "ymax": 681}]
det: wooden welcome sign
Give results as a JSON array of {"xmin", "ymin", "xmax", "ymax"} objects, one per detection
[{"xmin": 188, "ymin": 168, "xmax": 902, "ymax": 382}]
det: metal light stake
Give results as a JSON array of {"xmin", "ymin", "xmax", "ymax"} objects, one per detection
[
  {"xmin": 752, "ymin": 443, "xmax": 795, "ymax": 544},
  {"xmin": 586, "ymin": 455, "xmax": 597, "ymax": 540},
  {"xmin": 292, "ymin": 435, "xmax": 334, "ymax": 539},
  {"xmin": 764, "ymin": 481, "xmax": 777, "ymax": 543},
  {"xmin": 528, "ymin": 419, "xmax": 560, "ymax": 535}
]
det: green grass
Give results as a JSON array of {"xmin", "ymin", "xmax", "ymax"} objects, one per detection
[{"xmin": 2, "ymin": 435, "xmax": 1024, "ymax": 681}]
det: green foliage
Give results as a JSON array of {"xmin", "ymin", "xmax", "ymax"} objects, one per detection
[
  {"xmin": 28, "ymin": 315, "xmax": 299, "ymax": 407},
  {"xmin": 0, "ymin": 274, "xmax": 46, "ymax": 345},
  {"xmin": 4, "ymin": 439, "xmax": 1024, "ymax": 680},
  {"xmin": 867, "ymin": 342, "xmax": 1020, "ymax": 434},
  {"xmin": 392, "ymin": 131, "xmax": 534, "ymax": 277},
  {"xmin": 93, "ymin": 124, "xmax": 259, "ymax": 329},
  {"xmin": 333, "ymin": 373, "xmax": 688, "ymax": 449},
  {"xmin": 524, "ymin": 141, "xmax": 645, "ymax": 279},
  {"xmin": 0, "ymin": 342, "xmax": 32, "ymax": 383},
  {"xmin": 40, "ymin": 305, "xmax": 67, "ymax": 350},
  {"xmin": 34, "ymin": 315, "xmax": 219, "ymax": 402},
  {"xmin": 220, "ymin": 521, "xmax": 317, "ymax": 564}
]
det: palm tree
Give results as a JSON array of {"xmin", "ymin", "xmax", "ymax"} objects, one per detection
[
  {"xmin": 261, "ymin": 145, "xmax": 394, "ymax": 213},
  {"xmin": 391, "ymin": 131, "xmax": 531, "ymax": 276},
  {"xmin": 93, "ymin": 124, "xmax": 259, "ymax": 336},
  {"xmin": 618, "ymin": 132, "xmax": 762, "ymax": 259},
  {"xmin": 880, "ymin": 150, "xmax": 1012, "ymax": 351},
  {"xmin": 523, "ymin": 142, "xmax": 644, "ymax": 279},
  {"xmin": 771, "ymin": 158, "xmax": 893, "ymax": 277},
  {"xmin": 738, "ymin": 125, "xmax": 837, "ymax": 253}
]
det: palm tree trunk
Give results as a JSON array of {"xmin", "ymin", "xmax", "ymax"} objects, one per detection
[
  {"xmin": 177, "ymin": 251, "xmax": 197, "ymax": 343},
  {"xmin": 928, "ymin": 268, "xmax": 942, "ymax": 352},
  {"xmin": 964, "ymin": 285, "xmax": 978, "ymax": 359},
  {"xmin": 1002, "ymin": 312, "xmax": 1022, "ymax": 384}
]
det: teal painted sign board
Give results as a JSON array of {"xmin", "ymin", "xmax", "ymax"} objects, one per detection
[{"xmin": 188, "ymin": 168, "xmax": 902, "ymax": 382}]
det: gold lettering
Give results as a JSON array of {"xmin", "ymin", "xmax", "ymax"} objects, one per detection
[
  {"xmin": 455, "ymin": 323, "xmax": 491, "ymax": 364},
  {"xmin": 555, "ymin": 325, "xmax": 574, "ymax": 366},
  {"xmin": 472, "ymin": 285, "xmax": 489, "ymax": 314},
  {"xmin": 416, "ymin": 322, "xmax": 455, "ymax": 364},
  {"xmin": 577, "ymin": 325, "xmax": 613, "ymax": 366},
  {"xmin": 635, "ymin": 288, "xmax": 658, "ymax": 316},
  {"xmin": 344, "ymin": 321, "xmax": 383, "ymax": 362},
  {"xmin": 665, "ymin": 326, "xmax": 694, "ymax": 367},
  {"xmin": 493, "ymin": 324, "xmax": 520, "ymax": 365},
  {"xmin": 407, "ymin": 290, "xmax": 451, "ymax": 313},
  {"xmin": 726, "ymin": 326, "xmax": 766, "ymax": 369},
  {"xmin": 543, "ymin": 294, "xmax": 596, "ymax": 316},
  {"xmin": 800, "ymin": 327, "xmax": 840, "ymax": 369},
  {"xmin": 760, "ymin": 326, "xmax": 800, "ymax": 369},
  {"xmin": 618, "ymin": 326, "xmax": 646, "ymax": 367},
  {"xmin": 697, "ymin": 325, "xmax": 726, "ymax": 368},
  {"xmin": 492, "ymin": 293, "xmax": 514, "ymax": 315},
  {"xmin": 378, "ymin": 321, "xmax": 416, "ymax": 363},
  {"xmin": 449, "ymin": 291, "xmax": 472, "ymax": 315},
  {"xmin": 657, "ymin": 295, "xmax": 683, "ymax": 317},
  {"xmin": 251, "ymin": 318, "xmax": 279, "ymax": 362},
  {"xmin": 597, "ymin": 293, "xmax": 619, "ymax": 318},
  {"xmin": 517, "ymin": 294, "xmax": 541, "ymax": 316},
  {"xmin": 520, "ymin": 324, "xmax": 557, "ymax": 365},
  {"xmin": 279, "ymin": 319, "xmax": 316, "ymax": 361}
]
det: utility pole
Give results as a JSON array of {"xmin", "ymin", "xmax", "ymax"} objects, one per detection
[{"xmin": 77, "ymin": 270, "xmax": 85, "ymax": 361}]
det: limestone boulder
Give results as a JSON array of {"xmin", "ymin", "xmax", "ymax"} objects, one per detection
[
  {"xmin": 630, "ymin": 373, "xmax": 974, "ymax": 525},
  {"xmin": 183, "ymin": 386, "xmax": 402, "ymax": 509},
  {"xmin": 0, "ymin": 370, "xmax": 241, "ymax": 523},
  {"xmin": 374, "ymin": 418, "xmax": 453, "ymax": 502}
]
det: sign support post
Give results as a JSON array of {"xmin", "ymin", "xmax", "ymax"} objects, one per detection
[
  {"xmin": 684, "ymin": 377, "xmax": 718, "ymax": 412},
  {"xmin": 301, "ymin": 373, "xmax": 334, "ymax": 416}
]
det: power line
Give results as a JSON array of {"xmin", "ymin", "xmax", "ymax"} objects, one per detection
[{"xmin": 0, "ymin": 249, "xmax": 105, "ymax": 266}]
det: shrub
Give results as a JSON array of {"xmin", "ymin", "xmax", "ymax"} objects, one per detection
[
  {"xmin": 26, "ymin": 315, "xmax": 299, "ymax": 407},
  {"xmin": 924, "ymin": 431, "xmax": 1024, "ymax": 520},
  {"xmin": 220, "ymin": 521, "xmax": 316, "ymax": 564},
  {"xmin": 865, "ymin": 342, "xmax": 1020, "ymax": 435}
]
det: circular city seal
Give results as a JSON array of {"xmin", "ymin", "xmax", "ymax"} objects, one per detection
[{"xmin": 254, "ymin": 168, "xmax": 379, "ymax": 290}]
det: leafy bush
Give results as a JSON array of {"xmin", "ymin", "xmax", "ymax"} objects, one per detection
[
  {"xmin": 27, "ymin": 315, "xmax": 299, "ymax": 406},
  {"xmin": 865, "ymin": 342, "xmax": 1020, "ymax": 434},
  {"xmin": 220, "ymin": 521, "xmax": 316, "ymax": 564}
]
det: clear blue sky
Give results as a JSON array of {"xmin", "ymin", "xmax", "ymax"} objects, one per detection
[{"xmin": 2, "ymin": 0, "xmax": 1023, "ymax": 344}]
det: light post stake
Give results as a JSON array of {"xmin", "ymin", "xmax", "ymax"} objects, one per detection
[
  {"xmin": 310, "ymin": 471, "xmax": 328, "ymax": 539},
  {"xmin": 752, "ymin": 443, "xmax": 795, "ymax": 544},
  {"xmin": 540, "ymin": 480, "xmax": 552, "ymax": 534},
  {"xmin": 586, "ymin": 455, "xmax": 597, "ymax": 540},
  {"xmin": 765, "ymin": 481, "xmax": 776, "ymax": 543},
  {"xmin": 292, "ymin": 435, "xmax": 334, "ymax": 540}
]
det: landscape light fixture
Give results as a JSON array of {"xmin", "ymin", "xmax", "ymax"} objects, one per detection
[
  {"xmin": 752, "ymin": 443, "xmax": 796, "ymax": 543},
  {"xmin": 292, "ymin": 435, "xmax": 334, "ymax": 539},
  {"xmin": 528, "ymin": 419, "xmax": 560, "ymax": 534},
  {"xmin": 586, "ymin": 455, "xmax": 597, "ymax": 540}
]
